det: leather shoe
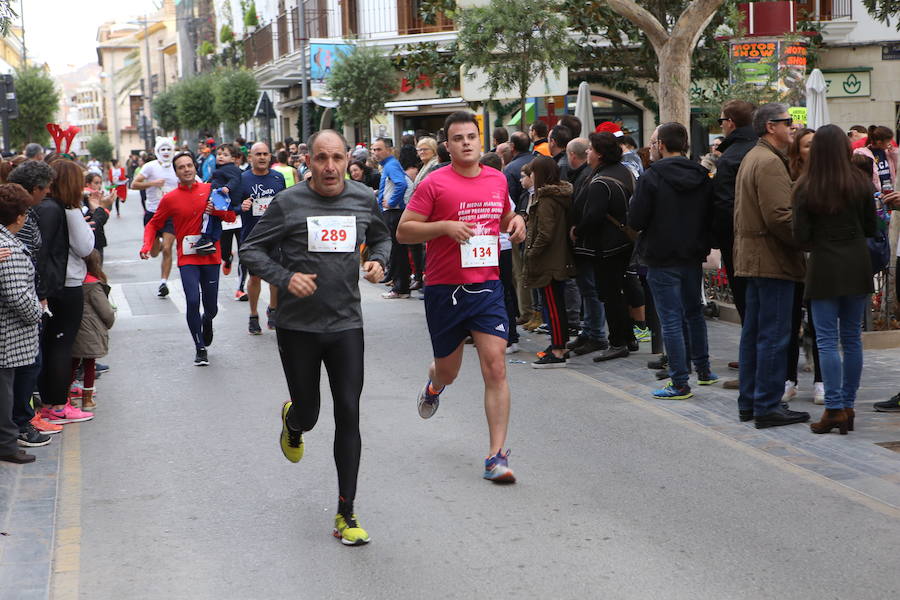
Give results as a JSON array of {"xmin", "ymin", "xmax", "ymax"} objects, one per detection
[
  {"xmin": 593, "ymin": 346, "xmax": 629, "ymax": 362},
  {"xmin": 723, "ymin": 379, "xmax": 739, "ymax": 390},
  {"xmin": 0, "ymin": 449, "xmax": 36, "ymax": 463},
  {"xmin": 728, "ymin": 361, "xmax": 739, "ymax": 370},
  {"xmin": 754, "ymin": 406, "xmax": 810, "ymax": 429},
  {"xmin": 739, "ymin": 410, "xmax": 753, "ymax": 422},
  {"xmin": 647, "ymin": 355, "xmax": 668, "ymax": 370}
]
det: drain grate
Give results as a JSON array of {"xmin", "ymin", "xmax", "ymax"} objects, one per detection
[{"xmin": 875, "ymin": 441, "xmax": 900, "ymax": 453}]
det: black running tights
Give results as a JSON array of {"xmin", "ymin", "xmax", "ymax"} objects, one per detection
[
  {"xmin": 277, "ymin": 327, "xmax": 364, "ymax": 504},
  {"xmin": 39, "ymin": 287, "xmax": 84, "ymax": 407}
]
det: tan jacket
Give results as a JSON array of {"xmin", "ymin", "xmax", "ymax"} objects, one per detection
[
  {"xmin": 733, "ymin": 139, "xmax": 805, "ymax": 281},
  {"xmin": 72, "ymin": 281, "xmax": 116, "ymax": 359}
]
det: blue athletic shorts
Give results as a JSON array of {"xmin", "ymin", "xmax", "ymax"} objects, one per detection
[{"xmin": 423, "ymin": 280, "xmax": 508, "ymax": 358}]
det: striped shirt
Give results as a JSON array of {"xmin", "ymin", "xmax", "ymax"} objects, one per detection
[{"xmin": 15, "ymin": 209, "xmax": 43, "ymax": 296}]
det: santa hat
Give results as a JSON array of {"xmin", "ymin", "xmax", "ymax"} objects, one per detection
[{"xmin": 595, "ymin": 121, "xmax": 624, "ymax": 137}]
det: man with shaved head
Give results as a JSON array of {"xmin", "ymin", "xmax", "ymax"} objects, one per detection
[
  {"xmin": 237, "ymin": 142, "xmax": 286, "ymax": 334},
  {"xmin": 241, "ymin": 130, "xmax": 391, "ymax": 546}
]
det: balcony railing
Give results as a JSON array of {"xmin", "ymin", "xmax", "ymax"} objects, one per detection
[
  {"xmin": 245, "ymin": 23, "xmax": 274, "ymax": 68},
  {"xmin": 244, "ymin": 1, "xmax": 456, "ymax": 70},
  {"xmin": 277, "ymin": 13, "xmax": 289, "ymax": 57},
  {"xmin": 796, "ymin": 0, "xmax": 852, "ymax": 21}
]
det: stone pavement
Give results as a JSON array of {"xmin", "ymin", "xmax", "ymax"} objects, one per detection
[
  {"xmin": 516, "ymin": 318, "xmax": 900, "ymax": 509},
  {"xmin": 0, "ymin": 438, "xmax": 59, "ymax": 600}
]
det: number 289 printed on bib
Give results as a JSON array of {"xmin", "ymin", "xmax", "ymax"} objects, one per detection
[{"xmin": 307, "ymin": 215, "xmax": 357, "ymax": 252}]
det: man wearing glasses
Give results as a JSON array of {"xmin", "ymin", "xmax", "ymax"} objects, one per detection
[
  {"xmin": 712, "ymin": 100, "xmax": 757, "ymax": 389},
  {"xmin": 732, "ymin": 103, "xmax": 809, "ymax": 429}
]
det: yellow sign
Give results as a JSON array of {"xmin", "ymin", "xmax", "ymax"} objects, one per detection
[
  {"xmin": 474, "ymin": 113, "xmax": 485, "ymax": 151},
  {"xmin": 789, "ymin": 107, "xmax": 807, "ymax": 127}
]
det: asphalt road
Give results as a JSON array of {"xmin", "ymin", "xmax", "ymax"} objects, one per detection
[{"xmin": 65, "ymin": 192, "xmax": 900, "ymax": 599}]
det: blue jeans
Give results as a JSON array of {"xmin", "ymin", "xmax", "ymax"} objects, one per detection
[
  {"xmin": 574, "ymin": 256, "xmax": 608, "ymax": 342},
  {"xmin": 811, "ymin": 295, "xmax": 866, "ymax": 409},
  {"xmin": 739, "ymin": 278, "xmax": 795, "ymax": 415},
  {"xmin": 646, "ymin": 264, "xmax": 710, "ymax": 387}
]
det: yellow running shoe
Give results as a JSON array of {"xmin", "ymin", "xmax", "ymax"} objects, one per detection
[
  {"xmin": 333, "ymin": 513, "xmax": 371, "ymax": 546},
  {"xmin": 280, "ymin": 401, "xmax": 304, "ymax": 463}
]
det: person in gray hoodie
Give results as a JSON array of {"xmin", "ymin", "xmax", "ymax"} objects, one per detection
[
  {"xmin": 240, "ymin": 129, "xmax": 391, "ymax": 547},
  {"xmin": 629, "ymin": 122, "xmax": 717, "ymax": 400}
]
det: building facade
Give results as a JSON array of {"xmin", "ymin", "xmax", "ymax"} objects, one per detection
[
  {"xmin": 810, "ymin": 0, "xmax": 900, "ymax": 134},
  {"xmin": 232, "ymin": 0, "xmax": 657, "ymax": 146},
  {"xmin": 96, "ymin": 0, "xmax": 179, "ymax": 160}
]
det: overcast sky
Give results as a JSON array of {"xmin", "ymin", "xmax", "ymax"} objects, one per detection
[{"xmin": 22, "ymin": 0, "xmax": 162, "ymax": 75}]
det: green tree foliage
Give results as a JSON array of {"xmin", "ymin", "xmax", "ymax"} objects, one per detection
[
  {"xmin": 87, "ymin": 133, "xmax": 114, "ymax": 162},
  {"xmin": 173, "ymin": 72, "xmax": 220, "ymax": 134},
  {"xmin": 327, "ymin": 46, "xmax": 397, "ymax": 131},
  {"xmin": 152, "ymin": 87, "xmax": 180, "ymax": 134},
  {"xmin": 563, "ymin": 0, "xmax": 735, "ymax": 114},
  {"xmin": 220, "ymin": 24, "xmax": 235, "ymax": 44},
  {"xmin": 213, "ymin": 68, "xmax": 258, "ymax": 130},
  {"xmin": 862, "ymin": 0, "xmax": 900, "ymax": 30},
  {"xmin": 10, "ymin": 66, "xmax": 59, "ymax": 148},
  {"xmin": 392, "ymin": 41, "xmax": 462, "ymax": 99},
  {"xmin": 455, "ymin": 0, "xmax": 572, "ymax": 130},
  {"xmin": 0, "ymin": 0, "xmax": 17, "ymax": 36},
  {"xmin": 242, "ymin": 0, "xmax": 258, "ymax": 28}
]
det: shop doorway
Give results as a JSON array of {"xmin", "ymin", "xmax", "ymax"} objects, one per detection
[{"xmin": 397, "ymin": 113, "xmax": 452, "ymax": 139}]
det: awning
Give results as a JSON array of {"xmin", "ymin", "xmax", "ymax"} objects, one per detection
[
  {"xmin": 383, "ymin": 97, "xmax": 467, "ymax": 112},
  {"xmin": 507, "ymin": 101, "xmax": 536, "ymax": 126}
]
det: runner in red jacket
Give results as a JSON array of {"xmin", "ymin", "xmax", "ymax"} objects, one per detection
[{"xmin": 140, "ymin": 152, "xmax": 236, "ymax": 366}]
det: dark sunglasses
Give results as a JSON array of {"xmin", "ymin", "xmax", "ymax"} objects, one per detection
[
  {"xmin": 717, "ymin": 117, "xmax": 731, "ymax": 125},
  {"xmin": 769, "ymin": 117, "xmax": 793, "ymax": 126}
]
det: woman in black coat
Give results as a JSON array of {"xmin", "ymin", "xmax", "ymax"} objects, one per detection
[
  {"xmin": 792, "ymin": 124, "xmax": 877, "ymax": 435},
  {"xmin": 571, "ymin": 131, "xmax": 636, "ymax": 362}
]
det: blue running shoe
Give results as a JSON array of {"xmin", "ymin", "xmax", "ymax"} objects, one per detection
[
  {"xmin": 484, "ymin": 449, "xmax": 516, "ymax": 483},
  {"xmin": 653, "ymin": 382, "xmax": 694, "ymax": 400},
  {"xmin": 417, "ymin": 379, "xmax": 443, "ymax": 419},
  {"xmin": 633, "ymin": 325, "xmax": 651, "ymax": 341},
  {"xmin": 697, "ymin": 370, "xmax": 720, "ymax": 386}
]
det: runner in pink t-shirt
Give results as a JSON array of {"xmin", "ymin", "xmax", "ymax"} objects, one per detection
[{"xmin": 398, "ymin": 112, "xmax": 526, "ymax": 484}]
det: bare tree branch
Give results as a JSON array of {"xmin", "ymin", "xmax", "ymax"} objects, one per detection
[
  {"xmin": 670, "ymin": 0, "xmax": 726, "ymax": 46},
  {"xmin": 604, "ymin": 0, "xmax": 669, "ymax": 50}
]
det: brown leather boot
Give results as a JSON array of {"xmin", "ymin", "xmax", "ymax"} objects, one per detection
[
  {"xmin": 810, "ymin": 408, "xmax": 848, "ymax": 435},
  {"xmin": 81, "ymin": 388, "xmax": 96, "ymax": 411},
  {"xmin": 845, "ymin": 407, "xmax": 855, "ymax": 432}
]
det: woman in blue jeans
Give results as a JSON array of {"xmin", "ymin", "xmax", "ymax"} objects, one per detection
[{"xmin": 792, "ymin": 124, "xmax": 878, "ymax": 434}]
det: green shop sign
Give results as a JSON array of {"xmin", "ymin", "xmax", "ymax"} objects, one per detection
[{"xmin": 822, "ymin": 69, "xmax": 871, "ymax": 98}]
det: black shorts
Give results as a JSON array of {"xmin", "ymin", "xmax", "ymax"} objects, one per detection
[{"xmin": 143, "ymin": 211, "xmax": 175, "ymax": 236}]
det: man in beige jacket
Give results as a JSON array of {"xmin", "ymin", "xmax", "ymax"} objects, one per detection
[{"xmin": 733, "ymin": 103, "xmax": 810, "ymax": 429}]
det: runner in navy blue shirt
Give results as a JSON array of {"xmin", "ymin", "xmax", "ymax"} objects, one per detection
[{"xmin": 237, "ymin": 142, "xmax": 286, "ymax": 334}]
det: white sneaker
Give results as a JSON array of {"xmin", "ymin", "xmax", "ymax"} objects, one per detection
[
  {"xmin": 782, "ymin": 380, "xmax": 798, "ymax": 402},
  {"xmin": 814, "ymin": 382, "xmax": 825, "ymax": 405},
  {"xmin": 505, "ymin": 343, "xmax": 519, "ymax": 355}
]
